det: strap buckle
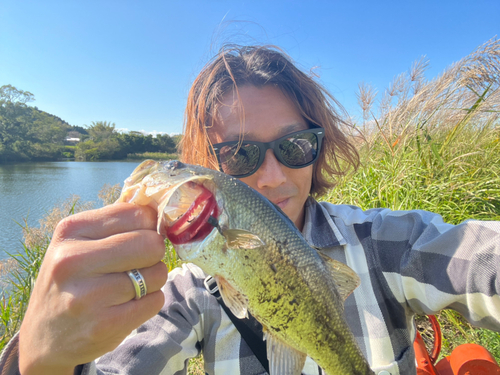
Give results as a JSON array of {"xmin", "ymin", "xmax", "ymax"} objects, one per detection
[{"xmin": 204, "ymin": 275, "xmax": 219, "ymax": 295}]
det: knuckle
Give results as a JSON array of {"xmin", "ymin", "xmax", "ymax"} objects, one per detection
[
  {"xmin": 61, "ymin": 290, "xmax": 88, "ymax": 318},
  {"xmin": 48, "ymin": 244, "xmax": 81, "ymax": 281},
  {"xmin": 54, "ymin": 215, "xmax": 80, "ymax": 239},
  {"xmin": 118, "ymin": 202, "xmax": 157, "ymax": 229},
  {"xmin": 141, "ymin": 231, "xmax": 166, "ymax": 261},
  {"xmin": 150, "ymin": 262, "xmax": 168, "ymax": 288},
  {"xmin": 157, "ymin": 262, "xmax": 169, "ymax": 283},
  {"xmin": 136, "ymin": 204, "xmax": 158, "ymax": 223},
  {"xmin": 140, "ymin": 291, "xmax": 165, "ymax": 317},
  {"xmin": 150, "ymin": 290, "xmax": 166, "ymax": 311},
  {"xmin": 152, "ymin": 237, "xmax": 167, "ymax": 260}
]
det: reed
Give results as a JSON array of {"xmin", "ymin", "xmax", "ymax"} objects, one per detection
[
  {"xmin": 326, "ymin": 37, "xmax": 500, "ymax": 360},
  {"xmin": 126, "ymin": 152, "xmax": 179, "ymax": 161},
  {"xmin": 0, "ymin": 196, "xmax": 95, "ymax": 350}
]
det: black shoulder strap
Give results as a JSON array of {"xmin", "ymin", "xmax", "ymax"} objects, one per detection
[{"xmin": 204, "ymin": 275, "xmax": 269, "ymax": 373}]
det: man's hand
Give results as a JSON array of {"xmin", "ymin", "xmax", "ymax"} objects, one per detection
[{"xmin": 19, "ymin": 203, "xmax": 168, "ymax": 375}]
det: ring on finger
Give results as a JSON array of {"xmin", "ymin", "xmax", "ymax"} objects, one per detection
[{"xmin": 127, "ymin": 269, "xmax": 147, "ymax": 300}]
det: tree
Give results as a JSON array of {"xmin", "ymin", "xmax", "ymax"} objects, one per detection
[
  {"xmin": 30, "ymin": 109, "xmax": 71, "ymax": 145},
  {"xmin": 75, "ymin": 138, "xmax": 120, "ymax": 161},
  {"xmin": 171, "ymin": 134, "xmax": 182, "ymax": 148},
  {"xmin": 86, "ymin": 121, "xmax": 116, "ymax": 142},
  {"xmin": 70, "ymin": 125, "xmax": 89, "ymax": 135},
  {"xmin": 0, "ymin": 85, "xmax": 72, "ymax": 162},
  {"xmin": 154, "ymin": 134, "xmax": 177, "ymax": 153},
  {"xmin": 0, "ymin": 85, "xmax": 35, "ymax": 105},
  {"xmin": 0, "ymin": 86, "xmax": 34, "ymax": 161}
]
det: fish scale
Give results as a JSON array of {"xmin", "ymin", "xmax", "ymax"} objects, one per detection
[{"xmin": 118, "ymin": 160, "xmax": 375, "ymax": 375}]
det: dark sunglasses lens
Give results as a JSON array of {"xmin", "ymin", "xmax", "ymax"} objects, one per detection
[
  {"xmin": 279, "ymin": 132, "xmax": 318, "ymax": 166},
  {"xmin": 218, "ymin": 143, "xmax": 260, "ymax": 176}
]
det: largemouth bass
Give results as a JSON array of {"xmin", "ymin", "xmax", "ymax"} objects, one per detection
[{"xmin": 118, "ymin": 159, "xmax": 374, "ymax": 375}]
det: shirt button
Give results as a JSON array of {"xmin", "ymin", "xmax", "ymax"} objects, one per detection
[{"xmin": 378, "ymin": 372, "xmax": 391, "ymax": 375}]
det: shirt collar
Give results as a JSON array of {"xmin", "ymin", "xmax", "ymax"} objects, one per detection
[{"xmin": 302, "ymin": 197, "xmax": 346, "ymax": 248}]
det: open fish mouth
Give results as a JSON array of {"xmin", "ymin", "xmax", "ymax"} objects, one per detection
[
  {"xmin": 117, "ymin": 160, "xmax": 219, "ymax": 246},
  {"xmin": 162, "ymin": 181, "xmax": 218, "ymax": 245}
]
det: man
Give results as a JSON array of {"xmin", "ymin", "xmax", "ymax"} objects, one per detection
[{"xmin": 2, "ymin": 45, "xmax": 500, "ymax": 375}]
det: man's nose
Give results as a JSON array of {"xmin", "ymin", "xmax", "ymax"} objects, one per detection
[{"xmin": 255, "ymin": 149, "xmax": 287, "ymax": 189}]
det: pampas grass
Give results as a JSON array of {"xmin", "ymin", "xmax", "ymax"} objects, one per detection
[{"xmin": 327, "ymin": 37, "xmax": 500, "ymax": 361}]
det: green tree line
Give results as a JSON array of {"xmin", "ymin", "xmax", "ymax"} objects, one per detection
[{"xmin": 0, "ymin": 85, "xmax": 181, "ymax": 163}]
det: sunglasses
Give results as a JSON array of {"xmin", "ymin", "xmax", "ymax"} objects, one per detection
[{"xmin": 212, "ymin": 125, "xmax": 325, "ymax": 178}]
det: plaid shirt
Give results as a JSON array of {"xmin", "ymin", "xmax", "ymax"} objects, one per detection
[{"xmin": 2, "ymin": 198, "xmax": 500, "ymax": 375}]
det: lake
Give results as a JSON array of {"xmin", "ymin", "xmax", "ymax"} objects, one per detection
[{"xmin": 0, "ymin": 161, "xmax": 140, "ymax": 260}]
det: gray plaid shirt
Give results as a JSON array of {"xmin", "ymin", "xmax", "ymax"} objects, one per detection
[{"xmin": 2, "ymin": 197, "xmax": 500, "ymax": 375}]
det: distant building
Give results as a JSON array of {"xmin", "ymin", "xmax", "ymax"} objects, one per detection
[{"xmin": 65, "ymin": 130, "xmax": 84, "ymax": 144}]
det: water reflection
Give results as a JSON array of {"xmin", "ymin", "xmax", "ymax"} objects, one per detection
[{"xmin": 0, "ymin": 161, "xmax": 138, "ymax": 259}]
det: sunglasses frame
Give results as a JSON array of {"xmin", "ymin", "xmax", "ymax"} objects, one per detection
[{"xmin": 212, "ymin": 125, "xmax": 325, "ymax": 178}]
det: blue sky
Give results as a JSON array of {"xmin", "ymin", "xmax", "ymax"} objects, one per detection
[{"xmin": 1, "ymin": 0, "xmax": 499, "ymax": 135}]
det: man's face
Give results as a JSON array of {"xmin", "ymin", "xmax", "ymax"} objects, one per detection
[{"xmin": 210, "ymin": 85, "xmax": 313, "ymax": 231}]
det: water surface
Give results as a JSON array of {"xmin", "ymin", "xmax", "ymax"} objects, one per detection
[{"xmin": 0, "ymin": 161, "xmax": 138, "ymax": 260}]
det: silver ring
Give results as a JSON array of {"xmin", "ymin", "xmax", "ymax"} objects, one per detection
[{"xmin": 127, "ymin": 269, "xmax": 147, "ymax": 300}]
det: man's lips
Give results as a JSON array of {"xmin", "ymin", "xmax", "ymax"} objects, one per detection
[{"xmin": 272, "ymin": 197, "xmax": 290, "ymax": 209}]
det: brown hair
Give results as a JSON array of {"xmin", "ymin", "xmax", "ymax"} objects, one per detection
[{"xmin": 181, "ymin": 44, "xmax": 359, "ymax": 197}]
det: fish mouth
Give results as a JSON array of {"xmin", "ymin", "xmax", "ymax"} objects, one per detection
[
  {"xmin": 117, "ymin": 160, "xmax": 219, "ymax": 246},
  {"xmin": 161, "ymin": 181, "xmax": 218, "ymax": 245}
]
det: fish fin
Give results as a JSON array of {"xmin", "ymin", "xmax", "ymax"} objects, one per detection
[
  {"xmin": 318, "ymin": 252, "xmax": 360, "ymax": 301},
  {"xmin": 264, "ymin": 331, "xmax": 306, "ymax": 375},
  {"xmin": 214, "ymin": 275, "xmax": 249, "ymax": 319},
  {"xmin": 223, "ymin": 229, "xmax": 266, "ymax": 250}
]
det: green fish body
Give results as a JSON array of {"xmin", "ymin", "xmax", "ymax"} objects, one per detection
[{"xmin": 118, "ymin": 160, "xmax": 374, "ymax": 375}]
